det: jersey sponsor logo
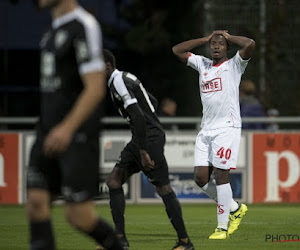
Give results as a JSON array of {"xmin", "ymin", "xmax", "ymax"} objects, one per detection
[
  {"xmin": 55, "ymin": 30, "xmax": 68, "ymax": 49},
  {"xmin": 201, "ymin": 78, "xmax": 222, "ymax": 93},
  {"xmin": 40, "ymin": 51, "xmax": 62, "ymax": 92},
  {"xmin": 41, "ymin": 52, "xmax": 55, "ymax": 77}
]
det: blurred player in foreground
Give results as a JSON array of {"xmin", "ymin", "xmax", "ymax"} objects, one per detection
[
  {"xmin": 173, "ymin": 30, "xmax": 255, "ymax": 239},
  {"xmin": 99, "ymin": 49, "xmax": 194, "ymax": 250},
  {"xmin": 26, "ymin": 0, "xmax": 122, "ymax": 249}
]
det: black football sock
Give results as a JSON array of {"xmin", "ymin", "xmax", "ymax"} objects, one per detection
[
  {"xmin": 162, "ymin": 191, "xmax": 188, "ymax": 239},
  {"xmin": 29, "ymin": 220, "xmax": 55, "ymax": 250},
  {"xmin": 109, "ymin": 188, "xmax": 126, "ymax": 235},
  {"xmin": 88, "ymin": 218, "xmax": 123, "ymax": 250}
]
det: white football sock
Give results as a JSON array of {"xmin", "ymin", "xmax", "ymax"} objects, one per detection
[
  {"xmin": 202, "ymin": 179, "xmax": 238, "ymax": 213},
  {"xmin": 216, "ymin": 183, "xmax": 232, "ymax": 230},
  {"xmin": 230, "ymin": 199, "xmax": 239, "ymax": 212}
]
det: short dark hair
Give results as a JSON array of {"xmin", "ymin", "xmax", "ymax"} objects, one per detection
[{"xmin": 103, "ymin": 49, "xmax": 116, "ymax": 69}]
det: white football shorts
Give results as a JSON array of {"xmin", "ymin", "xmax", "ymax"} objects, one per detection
[{"xmin": 194, "ymin": 127, "xmax": 241, "ymax": 170}]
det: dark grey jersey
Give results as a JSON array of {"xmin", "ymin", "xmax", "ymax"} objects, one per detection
[
  {"xmin": 39, "ymin": 7, "xmax": 104, "ymax": 135},
  {"xmin": 108, "ymin": 69, "xmax": 164, "ymax": 139}
]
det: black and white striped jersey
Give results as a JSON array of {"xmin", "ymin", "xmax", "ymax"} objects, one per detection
[
  {"xmin": 108, "ymin": 69, "xmax": 164, "ymax": 141},
  {"xmin": 39, "ymin": 6, "xmax": 104, "ymax": 135}
]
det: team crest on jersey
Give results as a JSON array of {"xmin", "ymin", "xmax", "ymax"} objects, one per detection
[
  {"xmin": 55, "ymin": 30, "xmax": 68, "ymax": 49},
  {"xmin": 215, "ymin": 68, "xmax": 222, "ymax": 76}
]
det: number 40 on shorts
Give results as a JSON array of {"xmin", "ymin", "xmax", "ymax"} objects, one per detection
[{"xmin": 217, "ymin": 147, "xmax": 232, "ymax": 160}]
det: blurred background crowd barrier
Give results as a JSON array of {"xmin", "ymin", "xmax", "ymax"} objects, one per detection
[{"xmin": 1, "ymin": 128, "xmax": 300, "ymax": 204}]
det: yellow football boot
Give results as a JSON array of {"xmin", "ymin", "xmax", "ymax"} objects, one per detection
[
  {"xmin": 228, "ymin": 203, "xmax": 248, "ymax": 235},
  {"xmin": 208, "ymin": 228, "xmax": 228, "ymax": 239}
]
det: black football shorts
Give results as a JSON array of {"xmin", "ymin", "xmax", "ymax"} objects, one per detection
[
  {"xmin": 27, "ymin": 133, "xmax": 99, "ymax": 203},
  {"xmin": 116, "ymin": 135, "xmax": 170, "ymax": 187}
]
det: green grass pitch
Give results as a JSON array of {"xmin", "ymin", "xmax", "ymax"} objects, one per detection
[{"xmin": 0, "ymin": 203, "xmax": 299, "ymax": 249}]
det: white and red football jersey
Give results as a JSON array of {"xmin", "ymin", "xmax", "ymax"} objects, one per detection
[{"xmin": 187, "ymin": 51, "xmax": 249, "ymax": 130}]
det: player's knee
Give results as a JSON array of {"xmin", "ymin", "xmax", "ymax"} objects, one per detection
[
  {"xmin": 194, "ymin": 175, "xmax": 208, "ymax": 187},
  {"xmin": 65, "ymin": 202, "xmax": 96, "ymax": 232},
  {"xmin": 26, "ymin": 190, "xmax": 50, "ymax": 220},
  {"xmin": 156, "ymin": 184, "xmax": 173, "ymax": 196},
  {"xmin": 106, "ymin": 177, "xmax": 122, "ymax": 189},
  {"xmin": 194, "ymin": 166, "xmax": 211, "ymax": 187},
  {"xmin": 106, "ymin": 169, "xmax": 124, "ymax": 189},
  {"xmin": 214, "ymin": 168, "xmax": 229, "ymax": 185},
  {"xmin": 65, "ymin": 211, "xmax": 80, "ymax": 230},
  {"xmin": 26, "ymin": 200, "xmax": 43, "ymax": 220},
  {"xmin": 65, "ymin": 210, "xmax": 91, "ymax": 232}
]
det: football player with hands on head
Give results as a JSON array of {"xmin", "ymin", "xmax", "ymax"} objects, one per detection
[
  {"xmin": 26, "ymin": 0, "xmax": 123, "ymax": 249},
  {"xmin": 100, "ymin": 49, "xmax": 194, "ymax": 250},
  {"xmin": 172, "ymin": 30, "xmax": 255, "ymax": 239}
]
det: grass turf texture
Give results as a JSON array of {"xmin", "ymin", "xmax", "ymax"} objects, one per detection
[{"xmin": 0, "ymin": 204, "xmax": 299, "ymax": 250}]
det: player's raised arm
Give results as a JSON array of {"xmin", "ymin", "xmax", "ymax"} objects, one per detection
[
  {"xmin": 219, "ymin": 30, "xmax": 255, "ymax": 60},
  {"xmin": 172, "ymin": 32, "xmax": 215, "ymax": 64}
]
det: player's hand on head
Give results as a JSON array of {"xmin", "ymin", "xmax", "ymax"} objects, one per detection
[
  {"xmin": 221, "ymin": 30, "xmax": 230, "ymax": 39},
  {"xmin": 43, "ymin": 123, "xmax": 73, "ymax": 156},
  {"xmin": 213, "ymin": 30, "xmax": 230, "ymax": 39},
  {"xmin": 206, "ymin": 32, "xmax": 215, "ymax": 42},
  {"xmin": 140, "ymin": 149, "xmax": 155, "ymax": 172},
  {"xmin": 213, "ymin": 30, "xmax": 228, "ymax": 34}
]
